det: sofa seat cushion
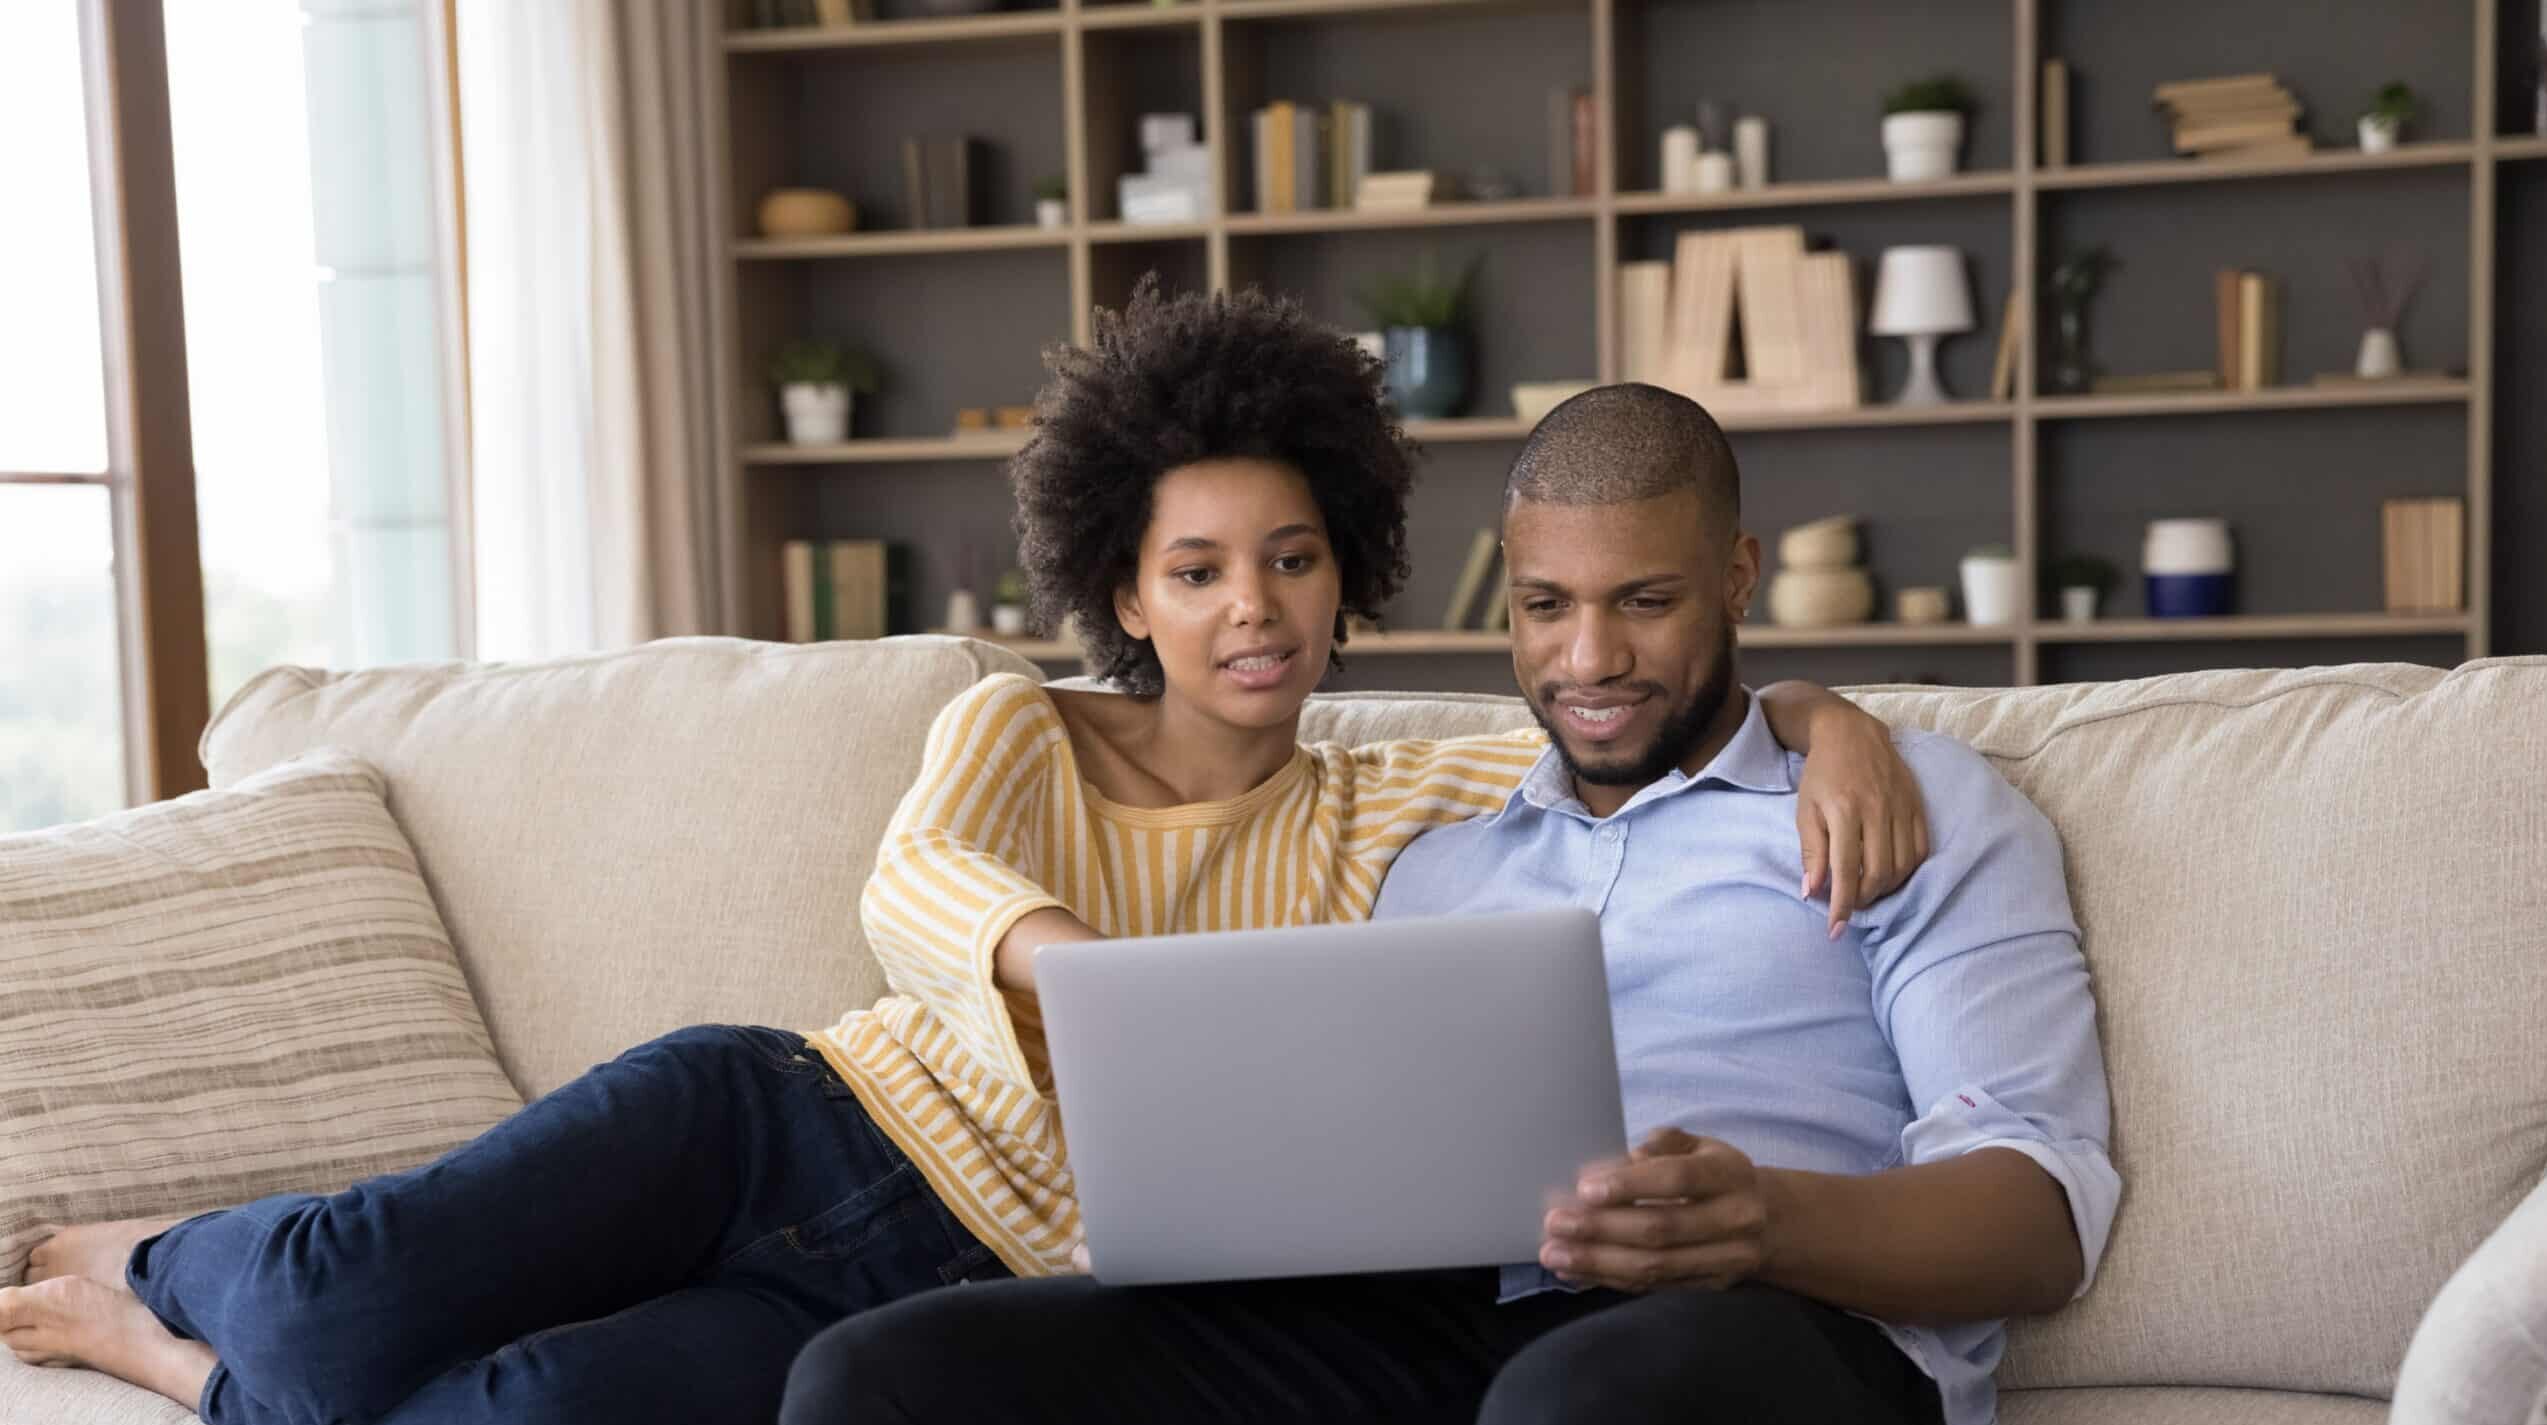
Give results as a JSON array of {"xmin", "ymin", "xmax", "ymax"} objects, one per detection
[
  {"xmin": 2001, "ymin": 1386, "xmax": 2388, "ymax": 1424},
  {"xmin": 0, "ymin": 749, "xmax": 522, "ymax": 1288}
]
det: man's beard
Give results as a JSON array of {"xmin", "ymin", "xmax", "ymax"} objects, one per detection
[{"xmin": 1528, "ymin": 622, "xmax": 1737, "ymax": 790}]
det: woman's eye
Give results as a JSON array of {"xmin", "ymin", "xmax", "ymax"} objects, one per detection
[
  {"xmin": 1174, "ymin": 567, "xmax": 1215, "ymax": 587},
  {"xmin": 1273, "ymin": 552, "xmax": 1317, "ymax": 574}
]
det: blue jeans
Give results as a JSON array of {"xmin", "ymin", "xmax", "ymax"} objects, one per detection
[{"xmin": 126, "ymin": 1025, "xmax": 1007, "ymax": 1425}]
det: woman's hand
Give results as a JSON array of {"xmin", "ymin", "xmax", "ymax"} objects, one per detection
[{"xmin": 1756, "ymin": 681, "xmax": 1929, "ymax": 938}]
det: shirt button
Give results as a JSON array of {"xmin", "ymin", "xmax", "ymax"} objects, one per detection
[{"xmin": 1598, "ymin": 826, "xmax": 1620, "ymax": 842}]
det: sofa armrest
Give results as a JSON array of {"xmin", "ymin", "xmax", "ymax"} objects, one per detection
[{"xmin": 2392, "ymin": 1172, "xmax": 2547, "ymax": 1425}]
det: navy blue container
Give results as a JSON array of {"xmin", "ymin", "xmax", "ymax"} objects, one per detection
[
  {"xmin": 1383, "ymin": 326, "xmax": 1470, "ymax": 419},
  {"xmin": 2144, "ymin": 571, "xmax": 2233, "ymax": 618}
]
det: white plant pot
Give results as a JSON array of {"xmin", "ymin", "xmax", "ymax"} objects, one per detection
[
  {"xmin": 944, "ymin": 589, "xmax": 982, "ymax": 635},
  {"xmin": 1694, "ymin": 152, "xmax": 1736, "ymax": 193},
  {"xmin": 2358, "ymin": 116, "xmax": 2399, "ymax": 154},
  {"xmin": 1959, "ymin": 554, "xmax": 2022, "ymax": 626},
  {"xmin": 1035, "ymin": 198, "xmax": 1068, "ymax": 230},
  {"xmin": 990, "ymin": 604, "xmax": 1029, "ymax": 636},
  {"xmin": 2060, "ymin": 586, "xmax": 2100, "ymax": 623},
  {"xmin": 780, "ymin": 383, "xmax": 851, "ymax": 445},
  {"xmin": 1883, "ymin": 111, "xmax": 1964, "ymax": 182},
  {"xmin": 2356, "ymin": 326, "xmax": 2402, "ymax": 379}
]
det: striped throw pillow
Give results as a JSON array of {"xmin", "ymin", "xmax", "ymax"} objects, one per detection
[{"xmin": 0, "ymin": 747, "xmax": 523, "ymax": 1285}]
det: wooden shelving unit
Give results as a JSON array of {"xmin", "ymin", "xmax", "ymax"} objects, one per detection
[{"xmin": 706, "ymin": 0, "xmax": 2517, "ymax": 684}]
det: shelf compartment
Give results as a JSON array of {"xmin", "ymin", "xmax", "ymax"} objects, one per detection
[
  {"xmin": 2037, "ymin": 614, "xmax": 2470, "ymax": 643},
  {"xmin": 1224, "ymin": 196, "xmax": 1598, "ymax": 235},
  {"xmin": 735, "ymin": 227, "xmax": 1072, "ymax": 260},
  {"xmin": 724, "ymin": 12, "xmax": 1065, "ymax": 53}
]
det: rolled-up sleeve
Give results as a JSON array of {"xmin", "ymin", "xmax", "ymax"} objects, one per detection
[{"xmin": 1864, "ymin": 736, "xmax": 2123, "ymax": 1298}]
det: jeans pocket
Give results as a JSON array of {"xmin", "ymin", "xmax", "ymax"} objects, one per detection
[
  {"xmin": 935, "ymin": 1239, "xmax": 1010, "ymax": 1287},
  {"xmin": 776, "ymin": 1162, "xmax": 931, "ymax": 1261}
]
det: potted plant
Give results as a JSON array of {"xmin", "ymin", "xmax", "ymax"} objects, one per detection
[
  {"xmin": 2047, "ymin": 553, "xmax": 2118, "ymax": 623},
  {"xmin": 1353, "ymin": 252, "xmax": 1482, "ymax": 420},
  {"xmin": 1882, "ymin": 76, "xmax": 1975, "ymax": 182},
  {"xmin": 1959, "ymin": 542, "xmax": 2022, "ymax": 626},
  {"xmin": 769, "ymin": 340, "xmax": 881, "ymax": 446},
  {"xmin": 990, "ymin": 567, "xmax": 1032, "ymax": 637},
  {"xmin": 1032, "ymin": 175, "xmax": 1068, "ymax": 231},
  {"xmin": 2359, "ymin": 82, "xmax": 2418, "ymax": 154}
]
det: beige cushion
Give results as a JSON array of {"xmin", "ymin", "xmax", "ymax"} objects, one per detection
[
  {"xmin": 1307, "ymin": 662, "xmax": 2547, "ymax": 1399},
  {"xmin": 197, "ymin": 635, "xmax": 1041, "ymax": 1098},
  {"xmin": 2001, "ymin": 1387, "xmax": 2386, "ymax": 1424},
  {"xmin": 0, "ymin": 748, "xmax": 522, "ymax": 1289},
  {"xmin": 0, "ymin": 1357, "xmax": 198, "ymax": 1425}
]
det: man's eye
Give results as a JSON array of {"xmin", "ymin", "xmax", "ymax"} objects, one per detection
[
  {"xmin": 1523, "ymin": 600, "xmax": 1563, "ymax": 616},
  {"xmin": 1625, "ymin": 597, "xmax": 1667, "ymax": 612}
]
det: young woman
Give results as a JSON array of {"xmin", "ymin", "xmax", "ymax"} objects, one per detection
[{"xmin": 0, "ymin": 281, "xmax": 1922, "ymax": 1425}]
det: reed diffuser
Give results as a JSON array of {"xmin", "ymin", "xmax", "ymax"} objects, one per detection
[{"xmin": 2344, "ymin": 245, "xmax": 2428, "ymax": 381}]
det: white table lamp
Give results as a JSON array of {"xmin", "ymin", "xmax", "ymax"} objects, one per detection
[{"xmin": 1869, "ymin": 245, "xmax": 1975, "ymax": 405}]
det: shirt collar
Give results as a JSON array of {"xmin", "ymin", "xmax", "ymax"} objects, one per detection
[{"xmin": 1498, "ymin": 687, "xmax": 1793, "ymax": 823}]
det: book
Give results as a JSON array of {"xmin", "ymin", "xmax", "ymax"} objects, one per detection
[
  {"xmin": 2383, "ymin": 498, "xmax": 2465, "ymax": 612},
  {"xmin": 1354, "ymin": 171, "xmax": 1437, "ymax": 210},
  {"xmin": 1266, "ymin": 101, "xmax": 1296, "ymax": 214},
  {"xmin": 900, "ymin": 138, "xmax": 928, "ymax": 229},
  {"xmin": 1989, "ymin": 293, "xmax": 2021, "ymax": 400},
  {"xmin": 1292, "ymin": 104, "xmax": 1327, "ymax": 211},
  {"xmin": 1571, "ymin": 92, "xmax": 1599, "ymax": 198},
  {"xmin": 2236, "ymin": 272, "xmax": 2279, "ymax": 391},
  {"xmin": 2215, "ymin": 269, "xmax": 2243, "ymax": 388},
  {"xmin": 1668, "ymin": 230, "xmax": 1737, "ymax": 390},
  {"xmin": 2202, "ymin": 135, "xmax": 2313, "ymax": 163},
  {"xmin": 1733, "ymin": 227, "xmax": 1808, "ymax": 391},
  {"xmin": 1442, "ymin": 528, "xmax": 1500, "ymax": 629},
  {"xmin": 1794, "ymin": 250, "xmax": 1860, "ymax": 409},
  {"xmin": 1329, "ymin": 101, "xmax": 1371, "ymax": 211},
  {"xmin": 2041, "ymin": 59, "xmax": 2069, "ymax": 168},
  {"xmin": 781, "ymin": 540, "xmax": 901, "ymax": 642},
  {"xmin": 1252, "ymin": 108, "xmax": 1274, "ymax": 214},
  {"xmin": 2175, "ymin": 118, "xmax": 2300, "ymax": 153},
  {"xmin": 1617, "ymin": 260, "xmax": 1672, "ymax": 386},
  {"xmin": 2151, "ymin": 73, "xmax": 2281, "ymax": 107}
]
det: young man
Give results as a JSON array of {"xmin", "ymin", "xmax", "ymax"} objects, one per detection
[{"xmin": 780, "ymin": 385, "xmax": 2119, "ymax": 1425}]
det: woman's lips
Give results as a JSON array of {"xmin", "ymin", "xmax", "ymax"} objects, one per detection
[{"xmin": 1220, "ymin": 648, "xmax": 1297, "ymax": 690}]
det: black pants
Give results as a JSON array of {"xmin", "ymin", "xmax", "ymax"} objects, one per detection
[{"xmin": 781, "ymin": 1268, "xmax": 1943, "ymax": 1425}]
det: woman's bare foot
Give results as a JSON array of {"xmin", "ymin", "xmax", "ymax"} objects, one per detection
[
  {"xmin": 25, "ymin": 1217, "xmax": 184, "ymax": 1290},
  {"xmin": 0, "ymin": 1278, "xmax": 215, "ymax": 1409}
]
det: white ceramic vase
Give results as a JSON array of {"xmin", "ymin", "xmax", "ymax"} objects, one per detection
[
  {"xmin": 1959, "ymin": 554, "xmax": 2021, "ymax": 626},
  {"xmin": 944, "ymin": 589, "xmax": 983, "ymax": 635},
  {"xmin": 1036, "ymin": 198, "xmax": 1067, "ymax": 230},
  {"xmin": 990, "ymin": 604, "xmax": 1029, "ymax": 636},
  {"xmin": 780, "ymin": 383, "xmax": 851, "ymax": 445},
  {"xmin": 2357, "ymin": 327, "xmax": 2402, "ymax": 379},
  {"xmin": 1883, "ymin": 111, "xmax": 1964, "ymax": 182},
  {"xmin": 2358, "ymin": 115, "xmax": 2399, "ymax": 154},
  {"xmin": 2060, "ymin": 586, "xmax": 2100, "ymax": 623}
]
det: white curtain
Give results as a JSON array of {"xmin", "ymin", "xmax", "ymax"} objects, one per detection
[{"xmin": 456, "ymin": 0, "xmax": 724, "ymax": 660}]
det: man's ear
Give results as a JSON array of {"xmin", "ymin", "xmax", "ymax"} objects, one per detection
[
  {"xmin": 1113, "ymin": 581, "xmax": 1150, "ymax": 642},
  {"xmin": 1725, "ymin": 531, "xmax": 1763, "ymax": 622}
]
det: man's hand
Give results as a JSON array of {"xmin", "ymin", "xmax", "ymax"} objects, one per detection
[
  {"xmin": 1793, "ymin": 702, "xmax": 1928, "ymax": 939},
  {"xmin": 1539, "ymin": 1128, "xmax": 1774, "ymax": 1293}
]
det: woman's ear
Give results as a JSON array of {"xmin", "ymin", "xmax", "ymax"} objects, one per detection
[{"xmin": 1113, "ymin": 581, "xmax": 1150, "ymax": 641}]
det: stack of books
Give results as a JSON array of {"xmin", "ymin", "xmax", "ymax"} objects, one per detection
[
  {"xmin": 1250, "ymin": 100, "xmax": 1373, "ymax": 214},
  {"xmin": 1616, "ymin": 225, "xmax": 1858, "ymax": 416},
  {"xmin": 2212, "ymin": 269, "xmax": 2282, "ymax": 391},
  {"xmin": 900, "ymin": 137, "xmax": 980, "ymax": 229},
  {"xmin": 1354, "ymin": 171, "xmax": 1442, "ymax": 213},
  {"xmin": 1440, "ymin": 529, "xmax": 1508, "ymax": 631},
  {"xmin": 1119, "ymin": 113, "xmax": 1213, "ymax": 225},
  {"xmin": 781, "ymin": 540, "xmax": 909, "ymax": 643},
  {"xmin": 2381, "ymin": 498, "xmax": 2465, "ymax": 613},
  {"xmin": 2152, "ymin": 74, "xmax": 2310, "ymax": 163}
]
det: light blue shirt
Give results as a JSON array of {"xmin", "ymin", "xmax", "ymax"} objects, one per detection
[{"xmin": 1370, "ymin": 690, "xmax": 2121, "ymax": 1425}]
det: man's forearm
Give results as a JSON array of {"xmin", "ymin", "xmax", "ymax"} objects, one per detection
[{"xmin": 1756, "ymin": 1147, "xmax": 2082, "ymax": 1325}]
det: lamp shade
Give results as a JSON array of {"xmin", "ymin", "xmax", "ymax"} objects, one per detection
[{"xmin": 1869, "ymin": 245, "xmax": 1975, "ymax": 337}]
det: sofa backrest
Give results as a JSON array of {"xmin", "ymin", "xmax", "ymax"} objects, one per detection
[
  {"xmin": 203, "ymin": 639, "xmax": 2547, "ymax": 1400},
  {"xmin": 199, "ymin": 635, "xmax": 1039, "ymax": 1100}
]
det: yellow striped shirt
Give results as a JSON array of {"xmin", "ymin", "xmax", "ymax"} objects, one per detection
[{"xmin": 805, "ymin": 672, "xmax": 1547, "ymax": 1277}]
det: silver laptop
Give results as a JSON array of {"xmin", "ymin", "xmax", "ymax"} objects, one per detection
[{"xmin": 1037, "ymin": 907, "xmax": 1626, "ymax": 1285}]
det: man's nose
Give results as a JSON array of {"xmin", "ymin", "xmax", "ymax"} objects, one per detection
[{"xmin": 1563, "ymin": 611, "xmax": 1630, "ymax": 684}]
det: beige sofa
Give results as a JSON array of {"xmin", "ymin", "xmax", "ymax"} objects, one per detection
[{"xmin": 5, "ymin": 635, "xmax": 2542, "ymax": 1424}]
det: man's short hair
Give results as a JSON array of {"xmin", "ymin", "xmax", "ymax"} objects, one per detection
[{"xmin": 1502, "ymin": 383, "xmax": 1741, "ymax": 536}]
